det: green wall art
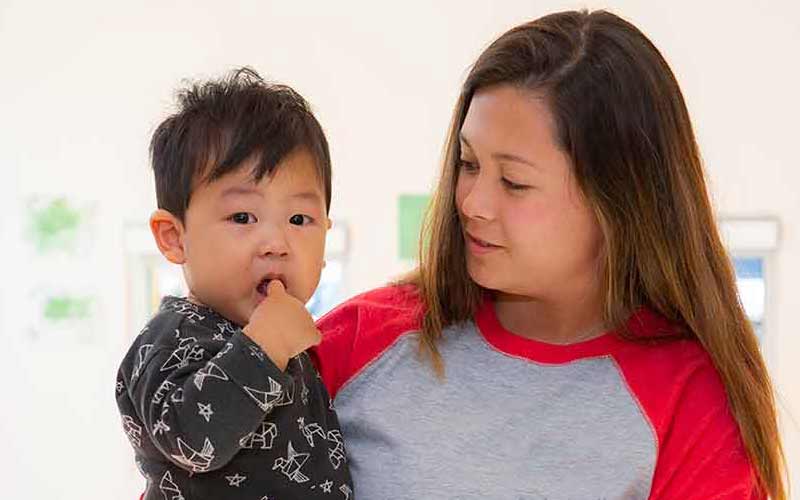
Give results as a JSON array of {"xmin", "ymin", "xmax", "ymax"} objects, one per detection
[
  {"xmin": 27, "ymin": 197, "xmax": 87, "ymax": 254},
  {"xmin": 397, "ymin": 194, "xmax": 430, "ymax": 261},
  {"xmin": 24, "ymin": 196, "xmax": 99, "ymax": 342}
]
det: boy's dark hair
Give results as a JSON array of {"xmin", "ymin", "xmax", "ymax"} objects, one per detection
[{"xmin": 150, "ymin": 67, "xmax": 331, "ymax": 221}]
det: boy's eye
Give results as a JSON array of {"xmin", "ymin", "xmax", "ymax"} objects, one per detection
[
  {"xmin": 289, "ymin": 214, "xmax": 311, "ymax": 226},
  {"xmin": 229, "ymin": 212, "xmax": 257, "ymax": 224}
]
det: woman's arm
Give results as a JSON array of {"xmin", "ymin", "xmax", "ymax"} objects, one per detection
[{"xmin": 647, "ymin": 360, "xmax": 764, "ymax": 499}]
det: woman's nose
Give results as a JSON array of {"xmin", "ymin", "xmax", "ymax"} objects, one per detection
[{"xmin": 460, "ymin": 174, "xmax": 497, "ymax": 222}]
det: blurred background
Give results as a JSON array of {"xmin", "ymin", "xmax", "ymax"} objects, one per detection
[{"xmin": 1, "ymin": 0, "xmax": 798, "ymax": 498}]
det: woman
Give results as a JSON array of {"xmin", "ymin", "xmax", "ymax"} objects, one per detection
[{"xmin": 314, "ymin": 9, "xmax": 785, "ymax": 499}]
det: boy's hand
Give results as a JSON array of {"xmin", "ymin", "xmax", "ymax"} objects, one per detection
[{"xmin": 243, "ymin": 280, "xmax": 321, "ymax": 371}]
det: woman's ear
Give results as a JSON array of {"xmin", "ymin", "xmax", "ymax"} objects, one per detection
[{"xmin": 150, "ymin": 209, "xmax": 186, "ymax": 264}]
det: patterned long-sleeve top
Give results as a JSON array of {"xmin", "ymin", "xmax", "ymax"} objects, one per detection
[{"xmin": 116, "ymin": 296, "xmax": 353, "ymax": 500}]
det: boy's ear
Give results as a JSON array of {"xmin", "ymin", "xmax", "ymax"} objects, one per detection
[
  {"xmin": 150, "ymin": 209, "xmax": 186, "ymax": 264},
  {"xmin": 325, "ymin": 217, "xmax": 333, "ymax": 230}
]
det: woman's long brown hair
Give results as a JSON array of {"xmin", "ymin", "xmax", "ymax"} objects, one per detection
[{"xmin": 404, "ymin": 9, "xmax": 786, "ymax": 498}]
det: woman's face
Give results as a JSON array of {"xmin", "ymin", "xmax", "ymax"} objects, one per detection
[{"xmin": 455, "ymin": 84, "xmax": 603, "ymax": 301}]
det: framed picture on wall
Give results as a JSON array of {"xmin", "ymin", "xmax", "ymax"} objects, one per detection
[{"xmin": 720, "ymin": 217, "xmax": 779, "ymax": 347}]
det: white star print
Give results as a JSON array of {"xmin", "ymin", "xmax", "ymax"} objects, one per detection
[
  {"xmin": 198, "ymin": 402, "xmax": 214, "ymax": 422},
  {"xmin": 321, "ymin": 480, "xmax": 333, "ymax": 493},
  {"xmin": 225, "ymin": 473, "xmax": 246, "ymax": 487}
]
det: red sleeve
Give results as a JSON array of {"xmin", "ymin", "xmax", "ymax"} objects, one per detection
[
  {"xmin": 648, "ymin": 362, "xmax": 763, "ymax": 499},
  {"xmin": 310, "ymin": 293, "xmax": 359, "ymax": 399},
  {"xmin": 311, "ymin": 284, "xmax": 422, "ymax": 399},
  {"xmin": 615, "ymin": 340, "xmax": 764, "ymax": 499}
]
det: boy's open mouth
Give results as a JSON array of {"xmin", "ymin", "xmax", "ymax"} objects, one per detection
[{"xmin": 256, "ymin": 275, "xmax": 286, "ymax": 296}]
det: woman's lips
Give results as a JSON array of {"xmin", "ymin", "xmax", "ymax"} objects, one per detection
[{"xmin": 465, "ymin": 232, "xmax": 502, "ymax": 255}]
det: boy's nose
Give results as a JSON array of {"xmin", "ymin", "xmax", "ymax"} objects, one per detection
[{"xmin": 257, "ymin": 229, "xmax": 290, "ymax": 258}]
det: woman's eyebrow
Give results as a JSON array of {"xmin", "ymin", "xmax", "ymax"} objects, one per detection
[{"xmin": 459, "ymin": 134, "xmax": 540, "ymax": 169}]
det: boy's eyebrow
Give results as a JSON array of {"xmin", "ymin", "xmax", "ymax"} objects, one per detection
[
  {"xmin": 221, "ymin": 186, "xmax": 263, "ymax": 198},
  {"xmin": 459, "ymin": 134, "xmax": 540, "ymax": 170},
  {"xmin": 290, "ymin": 191, "xmax": 324, "ymax": 203},
  {"xmin": 220, "ymin": 186, "xmax": 323, "ymax": 202}
]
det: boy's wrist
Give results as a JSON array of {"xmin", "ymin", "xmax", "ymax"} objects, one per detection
[{"xmin": 242, "ymin": 325, "xmax": 290, "ymax": 371}]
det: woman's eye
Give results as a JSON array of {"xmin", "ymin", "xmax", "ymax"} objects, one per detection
[
  {"xmin": 458, "ymin": 159, "xmax": 478, "ymax": 173},
  {"xmin": 229, "ymin": 212, "xmax": 256, "ymax": 224},
  {"xmin": 502, "ymin": 178, "xmax": 530, "ymax": 191},
  {"xmin": 289, "ymin": 214, "xmax": 312, "ymax": 226}
]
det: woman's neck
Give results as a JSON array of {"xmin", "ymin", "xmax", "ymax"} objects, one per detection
[{"xmin": 493, "ymin": 289, "xmax": 608, "ymax": 345}]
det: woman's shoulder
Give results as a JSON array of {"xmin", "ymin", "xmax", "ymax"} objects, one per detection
[
  {"xmin": 332, "ymin": 282, "xmax": 423, "ymax": 311},
  {"xmin": 312, "ymin": 283, "xmax": 424, "ymax": 397},
  {"xmin": 317, "ymin": 283, "xmax": 423, "ymax": 337},
  {"xmin": 613, "ymin": 309, "xmax": 737, "ymax": 438},
  {"xmin": 615, "ymin": 307, "xmax": 713, "ymax": 371},
  {"xmin": 616, "ymin": 310, "xmax": 762, "ymax": 497}
]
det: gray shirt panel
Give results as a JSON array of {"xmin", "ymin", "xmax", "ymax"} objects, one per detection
[{"xmin": 335, "ymin": 321, "xmax": 656, "ymax": 500}]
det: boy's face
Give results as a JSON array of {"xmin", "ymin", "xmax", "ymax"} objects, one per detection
[{"xmin": 180, "ymin": 148, "xmax": 330, "ymax": 326}]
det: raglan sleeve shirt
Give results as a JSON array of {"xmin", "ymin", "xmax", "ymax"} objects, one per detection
[{"xmin": 312, "ymin": 285, "xmax": 765, "ymax": 499}]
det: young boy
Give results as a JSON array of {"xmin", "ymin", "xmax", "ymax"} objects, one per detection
[{"xmin": 115, "ymin": 68, "xmax": 353, "ymax": 500}]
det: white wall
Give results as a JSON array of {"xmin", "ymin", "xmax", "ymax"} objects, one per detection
[{"xmin": 1, "ymin": 1, "xmax": 797, "ymax": 498}]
